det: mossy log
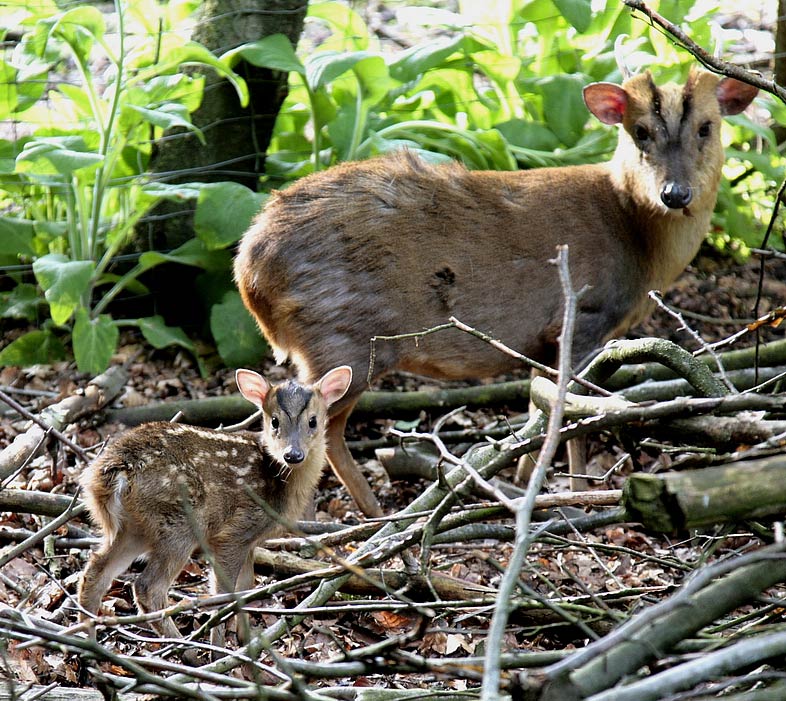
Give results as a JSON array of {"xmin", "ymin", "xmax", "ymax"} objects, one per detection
[{"xmin": 623, "ymin": 454, "xmax": 786, "ymax": 532}]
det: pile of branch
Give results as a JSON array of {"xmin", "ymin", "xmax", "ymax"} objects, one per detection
[{"xmin": 1, "ymin": 243, "xmax": 785, "ymax": 700}]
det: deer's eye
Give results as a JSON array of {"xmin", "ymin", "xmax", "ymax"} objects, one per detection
[
  {"xmin": 634, "ymin": 124, "xmax": 650, "ymax": 143},
  {"xmin": 698, "ymin": 121, "xmax": 711, "ymax": 138},
  {"xmin": 271, "ymin": 416, "xmax": 280, "ymax": 431},
  {"xmin": 308, "ymin": 416, "xmax": 318, "ymax": 429}
]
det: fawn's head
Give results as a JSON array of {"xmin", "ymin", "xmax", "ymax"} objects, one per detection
[
  {"xmin": 236, "ymin": 366, "xmax": 353, "ymax": 467},
  {"xmin": 584, "ymin": 69, "xmax": 757, "ymax": 215}
]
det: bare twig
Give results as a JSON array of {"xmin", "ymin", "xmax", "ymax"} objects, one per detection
[{"xmin": 482, "ymin": 245, "xmax": 579, "ymax": 701}]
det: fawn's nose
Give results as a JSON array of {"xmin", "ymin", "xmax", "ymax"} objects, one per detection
[{"xmin": 283, "ymin": 447, "xmax": 305, "ymax": 464}]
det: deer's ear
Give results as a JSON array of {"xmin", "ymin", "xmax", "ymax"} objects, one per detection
[
  {"xmin": 316, "ymin": 366, "xmax": 353, "ymax": 407},
  {"xmin": 583, "ymin": 82, "xmax": 628, "ymax": 125},
  {"xmin": 716, "ymin": 77, "xmax": 758, "ymax": 116},
  {"xmin": 236, "ymin": 369, "xmax": 271, "ymax": 408}
]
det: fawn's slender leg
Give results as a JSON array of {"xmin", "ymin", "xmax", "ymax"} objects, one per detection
[
  {"xmin": 132, "ymin": 539, "xmax": 193, "ymax": 640},
  {"xmin": 326, "ymin": 403, "xmax": 382, "ymax": 517},
  {"xmin": 79, "ymin": 530, "xmax": 147, "ymax": 629},
  {"xmin": 210, "ymin": 543, "xmax": 256, "ymax": 653}
]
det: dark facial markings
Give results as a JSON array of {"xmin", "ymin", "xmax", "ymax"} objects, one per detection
[{"xmin": 270, "ymin": 382, "xmax": 314, "ymax": 423}]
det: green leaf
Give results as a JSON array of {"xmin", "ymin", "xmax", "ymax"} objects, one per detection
[
  {"xmin": 388, "ymin": 36, "xmax": 465, "ymax": 83},
  {"xmin": 210, "ymin": 291, "xmax": 268, "ymax": 367},
  {"xmin": 307, "ymin": 2, "xmax": 369, "ymax": 51},
  {"xmin": 194, "ymin": 182, "xmax": 266, "ymax": 250},
  {"xmin": 0, "ymin": 329, "xmax": 66, "ymax": 367},
  {"xmin": 138, "ymin": 315, "xmax": 195, "ymax": 351},
  {"xmin": 139, "ymin": 41, "xmax": 249, "ymax": 108},
  {"xmin": 552, "ymin": 0, "xmax": 592, "ymax": 33},
  {"xmin": 32, "ymin": 254, "xmax": 94, "ymax": 326},
  {"xmin": 536, "ymin": 74, "xmax": 590, "ymax": 147},
  {"xmin": 0, "ymin": 283, "xmax": 41, "ymax": 321},
  {"xmin": 72, "ymin": 308, "xmax": 118, "ymax": 375},
  {"xmin": 495, "ymin": 119, "xmax": 561, "ymax": 151},
  {"xmin": 223, "ymin": 34, "xmax": 305, "ymax": 75},
  {"xmin": 139, "ymin": 238, "xmax": 232, "ymax": 273},
  {"xmin": 125, "ymin": 103, "xmax": 205, "ymax": 143},
  {"xmin": 0, "ymin": 217, "xmax": 36, "ymax": 256},
  {"xmin": 305, "ymin": 51, "xmax": 377, "ymax": 91},
  {"xmin": 141, "ymin": 181, "xmax": 204, "ymax": 201},
  {"xmin": 17, "ymin": 136, "xmax": 104, "ymax": 176}
]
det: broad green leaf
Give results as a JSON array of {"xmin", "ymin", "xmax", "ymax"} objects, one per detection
[
  {"xmin": 32, "ymin": 254, "xmax": 94, "ymax": 326},
  {"xmin": 473, "ymin": 50, "xmax": 521, "ymax": 85},
  {"xmin": 210, "ymin": 291, "xmax": 268, "ymax": 367},
  {"xmin": 305, "ymin": 51, "xmax": 377, "ymax": 91},
  {"xmin": 388, "ymin": 36, "xmax": 465, "ymax": 83},
  {"xmin": 0, "ymin": 329, "xmax": 66, "ymax": 367},
  {"xmin": 139, "ymin": 238, "xmax": 232, "ymax": 272},
  {"xmin": 0, "ymin": 283, "xmax": 40, "ymax": 320},
  {"xmin": 125, "ymin": 103, "xmax": 205, "ymax": 142},
  {"xmin": 44, "ymin": 6, "xmax": 105, "ymax": 68},
  {"xmin": 124, "ymin": 74, "xmax": 204, "ymax": 115},
  {"xmin": 138, "ymin": 315, "xmax": 195, "ymax": 351},
  {"xmin": 0, "ymin": 217, "xmax": 36, "ymax": 256},
  {"xmin": 0, "ymin": 60, "xmax": 20, "ymax": 118},
  {"xmin": 552, "ymin": 0, "xmax": 592, "ymax": 33},
  {"xmin": 537, "ymin": 74, "xmax": 590, "ymax": 147},
  {"xmin": 194, "ymin": 182, "xmax": 266, "ymax": 250},
  {"xmin": 223, "ymin": 34, "xmax": 305, "ymax": 75},
  {"xmin": 17, "ymin": 136, "xmax": 104, "ymax": 175},
  {"xmin": 136, "ymin": 41, "xmax": 249, "ymax": 108},
  {"xmin": 72, "ymin": 308, "xmax": 118, "ymax": 374},
  {"xmin": 141, "ymin": 181, "xmax": 204, "ymax": 201},
  {"xmin": 495, "ymin": 119, "xmax": 561, "ymax": 152}
]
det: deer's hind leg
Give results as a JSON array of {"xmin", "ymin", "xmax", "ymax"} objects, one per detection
[
  {"xmin": 132, "ymin": 534, "xmax": 194, "ymax": 640},
  {"xmin": 78, "ymin": 529, "xmax": 148, "ymax": 633}
]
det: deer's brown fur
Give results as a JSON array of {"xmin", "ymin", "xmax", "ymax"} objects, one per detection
[
  {"xmin": 234, "ymin": 69, "xmax": 758, "ymax": 516},
  {"xmin": 78, "ymin": 366, "xmax": 352, "ymax": 654}
]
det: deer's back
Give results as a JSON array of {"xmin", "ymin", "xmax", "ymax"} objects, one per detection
[
  {"xmin": 235, "ymin": 151, "xmax": 650, "ymax": 395},
  {"xmin": 81, "ymin": 423, "xmax": 290, "ymax": 546}
]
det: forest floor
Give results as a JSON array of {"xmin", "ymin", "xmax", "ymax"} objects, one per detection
[{"xmin": 0, "ymin": 245, "xmax": 785, "ymax": 695}]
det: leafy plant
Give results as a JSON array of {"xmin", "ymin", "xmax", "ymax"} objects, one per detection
[
  {"xmin": 0, "ymin": 0, "xmax": 265, "ymax": 374},
  {"xmin": 1, "ymin": 0, "xmax": 781, "ymax": 376},
  {"xmin": 230, "ymin": 0, "xmax": 781, "ymax": 254}
]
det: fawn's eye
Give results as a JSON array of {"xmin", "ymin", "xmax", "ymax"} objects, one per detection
[
  {"xmin": 634, "ymin": 124, "xmax": 650, "ymax": 144},
  {"xmin": 271, "ymin": 416, "xmax": 280, "ymax": 431},
  {"xmin": 308, "ymin": 416, "xmax": 318, "ymax": 429},
  {"xmin": 698, "ymin": 121, "xmax": 711, "ymax": 138}
]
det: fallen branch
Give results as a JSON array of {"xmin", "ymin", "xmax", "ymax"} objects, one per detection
[
  {"xmin": 103, "ymin": 339, "xmax": 786, "ymax": 428},
  {"xmin": 531, "ymin": 543, "xmax": 786, "ymax": 700},
  {"xmin": 0, "ymin": 365, "xmax": 127, "ymax": 481},
  {"xmin": 623, "ymin": 453, "xmax": 786, "ymax": 531}
]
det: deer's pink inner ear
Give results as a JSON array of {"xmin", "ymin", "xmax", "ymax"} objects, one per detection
[
  {"xmin": 236, "ymin": 369, "xmax": 271, "ymax": 407},
  {"xmin": 583, "ymin": 83, "xmax": 628, "ymax": 125},
  {"xmin": 317, "ymin": 366, "xmax": 353, "ymax": 407}
]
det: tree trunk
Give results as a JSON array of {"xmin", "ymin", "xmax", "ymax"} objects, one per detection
[{"xmin": 141, "ymin": 0, "xmax": 306, "ymax": 251}]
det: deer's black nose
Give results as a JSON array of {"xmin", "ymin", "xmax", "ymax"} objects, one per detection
[
  {"xmin": 283, "ymin": 447, "xmax": 305, "ymax": 464},
  {"xmin": 661, "ymin": 182, "xmax": 692, "ymax": 209}
]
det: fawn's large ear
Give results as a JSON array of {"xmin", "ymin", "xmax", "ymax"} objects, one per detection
[
  {"xmin": 316, "ymin": 366, "xmax": 353, "ymax": 407},
  {"xmin": 236, "ymin": 369, "xmax": 271, "ymax": 408},
  {"xmin": 583, "ymin": 82, "xmax": 628, "ymax": 125}
]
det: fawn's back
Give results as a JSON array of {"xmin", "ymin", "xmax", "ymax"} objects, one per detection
[{"xmin": 81, "ymin": 422, "xmax": 310, "ymax": 551}]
